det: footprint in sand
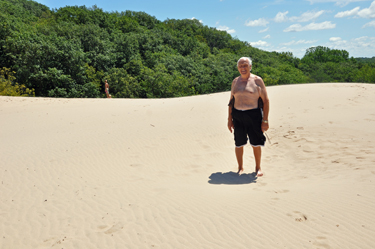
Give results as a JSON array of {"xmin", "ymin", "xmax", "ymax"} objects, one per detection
[
  {"xmin": 274, "ymin": 190, "xmax": 289, "ymax": 194},
  {"xmin": 103, "ymin": 222, "xmax": 124, "ymax": 235},
  {"xmin": 188, "ymin": 164, "xmax": 201, "ymax": 169},
  {"xmin": 312, "ymin": 239, "xmax": 330, "ymax": 249},
  {"xmin": 287, "ymin": 211, "xmax": 307, "ymax": 222},
  {"xmin": 295, "ymin": 215, "xmax": 308, "ymax": 222},
  {"xmin": 130, "ymin": 163, "xmax": 143, "ymax": 168},
  {"xmin": 283, "ymin": 130, "xmax": 297, "ymax": 139},
  {"xmin": 202, "ymin": 144, "xmax": 210, "ymax": 149},
  {"xmin": 287, "ymin": 211, "xmax": 308, "ymax": 222},
  {"xmin": 44, "ymin": 237, "xmax": 67, "ymax": 247}
]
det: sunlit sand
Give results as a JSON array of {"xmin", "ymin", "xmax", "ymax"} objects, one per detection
[{"xmin": 1, "ymin": 83, "xmax": 375, "ymax": 248}]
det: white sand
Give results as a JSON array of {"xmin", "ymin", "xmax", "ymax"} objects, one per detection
[{"xmin": 1, "ymin": 83, "xmax": 375, "ymax": 249}]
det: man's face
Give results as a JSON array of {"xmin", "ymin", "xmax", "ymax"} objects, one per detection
[{"xmin": 237, "ymin": 60, "xmax": 251, "ymax": 76}]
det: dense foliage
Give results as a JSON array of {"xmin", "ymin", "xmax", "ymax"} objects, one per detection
[
  {"xmin": 1, "ymin": 0, "xmax": 374, "ymax": 98},
  {"xmin": 356, "ymin": 57, "xmax": 375, "ymax": 64},
  {"xmin": 0, "ymin": 67, "xmax": 35, "ymax": 96}
]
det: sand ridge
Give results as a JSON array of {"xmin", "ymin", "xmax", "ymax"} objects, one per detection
[{"xmin": 1, "ymin": 83, "xmax": 375, "ymax": 248}]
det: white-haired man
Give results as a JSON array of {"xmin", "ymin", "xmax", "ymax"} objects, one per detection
[{"xmin": 227, "ymin": 57, "xmax": 269, "ymax": 176}]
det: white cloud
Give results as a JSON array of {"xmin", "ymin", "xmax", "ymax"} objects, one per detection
[
  {"xmin": 274, "ymin": 10, "xmax": 324, "ymax": 23},
  {"xmin": 357, "ymin": 0, "xmax": 375, "ymax": 18},
  {"xmin": 329, "ymin": 38, "xmax": 348, "ymax": 46},
  {"xmin": 352, "ymin": 36, "xmax": 375, "ymax": 48},
  {"xmin": 335, "ymin": 1, "xmax": 375, "ymax": 18},
  {"xmin": 245, "ymin": 18, "xmax": 269, "ymax": 27},
  {"xmin": 328, "ymin": 36, "xmax": 375, "ymax": 57},
  {"xmin": 363, "ymin": 20, "xmax": 375, "ymax": 27},
  {"xmin": 281, "ymin": 40, "xmax": 317, "ymax": 46},
  {"xmin": 274, "ymin": 11, "xmax": 289, "ymax": 23},
  {"xmin": 284, "ymin": 24, "xmax": 303, "ymax": 32},
  {"xmin": 284, "ymin": 21, "xmax": 336, "ymax": 32},
  {"xmin": 190, "ymin": 17, "xmax": 203, "ymax": 23},
  {"xmin": 354, "ymin": 36, "xmax": 375, "ymax": 49},
  {"xmin": 330, "ymin": 37, "xmax": 342, "ymax": 41},
  {"xmin": 217, "ymin": 25, "xmax": 236, "ymax": 34},
  {"xmin": 297, "ymin": 40, "xmax": 317, "ymax": 44},
  {"xmin": 259, "ymin": 27, "xmax": 269, "ymax": 33},
  {"xmin": 275, "ymin": 36, "xmax": 375, "ymax": 59},
  {"xmin": 264, "ymin": 35, "xmax": 271, "ymax": 39},
  {"xmin": 335, "ymin": 7, "xmax": 360, "ymax": 17},
  {"xmin": 306, "ymin": 0, "xmax": 368, "ymax": 7},
  {"xmin": 282, "ymin": 41, "xmax": 296, "ymax": 46},
  {"xmin": 250, "ymin": 40, "xmax": 270, "ymax": 47},
  {"xmin": 289, "ymin": 10, "xmax": 325, "ymax": 22}
]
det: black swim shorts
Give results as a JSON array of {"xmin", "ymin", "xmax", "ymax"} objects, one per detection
[{"xmin": 231, "ymin": 107, "xmax": 266, "ymax": 147}]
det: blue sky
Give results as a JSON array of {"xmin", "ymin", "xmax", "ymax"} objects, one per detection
[{"xmin": 35, "ymin": 0, "xmax": 375, "ymax": 58}]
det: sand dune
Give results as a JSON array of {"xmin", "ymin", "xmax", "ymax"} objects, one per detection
[{"xmin": 1, "ymin": 83, "xmax": 375, "ymax": 249}]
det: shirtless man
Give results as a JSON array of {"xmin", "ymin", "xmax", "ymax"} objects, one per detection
[
  {"xmin": 227, "ymin": 57, "xmax": 269, "ymax": 176},
  {"xmin": 104, "ymin": 80, "xmax": 111, "ymax": 98}
]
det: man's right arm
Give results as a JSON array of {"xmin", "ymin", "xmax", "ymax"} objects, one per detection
[{"xmin": 227, "ymin": 79, "xmax": 236, "ymax": 133}]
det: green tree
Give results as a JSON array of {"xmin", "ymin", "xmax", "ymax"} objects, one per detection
[
  {"xmin": 0, "ymin": 67, "xmax": 35, "ymax": 96},
  {"xmin": 1, "ymin": 0, "xmax": 373, "ymax": 99},
  {"xmin": 354, "ymin": 64, "xmax": 375, "ymax": 83},
  {"xmin": 106, "ymin": 67, "xmax": 140, "ymax": 98}
]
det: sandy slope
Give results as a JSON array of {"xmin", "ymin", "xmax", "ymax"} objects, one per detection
[{"xmin": 1, "ymin": 83, "xmax": 375, "ymax": 249}]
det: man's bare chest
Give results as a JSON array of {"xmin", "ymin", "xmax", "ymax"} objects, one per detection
[{"xmin": 233, "ymin": 79, "xmax": 258, "ymax": 95}]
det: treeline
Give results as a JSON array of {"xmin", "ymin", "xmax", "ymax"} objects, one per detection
[
  {"xmin": 1, "ymin": 0, "xmax": 374, "ymax": 98},
  {"xmin": 356, "ymin": 57, "xmax": 375, "ymax": 64}
]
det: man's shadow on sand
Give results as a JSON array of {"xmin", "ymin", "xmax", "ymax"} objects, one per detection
[{"xmin": 208, "ymin": 172, "xmax": 257, "ymax": 185}]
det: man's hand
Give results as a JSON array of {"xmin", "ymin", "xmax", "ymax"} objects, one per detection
[
  {"xmin": 261, "ymin": 122, "xmax": 269, "ymax": 132},
  {"xmin": 228, "ymin": 119, "xmax": 234, "ymax": 133}
]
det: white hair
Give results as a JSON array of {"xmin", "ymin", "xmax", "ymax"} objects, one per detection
[{"xmin": 237, "ymin": 57, "xmax": 252, "ymax": 67}]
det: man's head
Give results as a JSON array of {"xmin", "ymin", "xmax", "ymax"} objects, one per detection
[
  {"xmin": 237, "ymin": 57, "xmax": 252, "ymax": 76},
  {"xmin": 237, "ymin": 57, "xmax": 252, "ymax": 67}
]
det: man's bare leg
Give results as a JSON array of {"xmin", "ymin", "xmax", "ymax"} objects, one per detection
[
  {"xmin": 252, "ymin": 146, "xmax": 263, "ymax": 176},
  {"xmin": 235, "ymin": 146, "xmax": 244, "ymax": 174}
]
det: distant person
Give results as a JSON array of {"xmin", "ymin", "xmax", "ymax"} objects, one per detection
[
  {"xmin": 104, "ymin": 80, "xmax": 111, "ymax": 98},
  {"xmin": 227, "ymin": 57, "xmax": 270, "ymax": 176}
]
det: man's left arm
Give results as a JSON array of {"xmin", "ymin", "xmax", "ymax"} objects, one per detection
[{"xmin": 256, "ymin": 77, "xmax": 269, "ymax": 132}]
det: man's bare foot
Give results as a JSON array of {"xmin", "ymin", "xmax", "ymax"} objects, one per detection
[
  {"xmin": 237, "ymin": 168, "xmax": 244, "ymax": 175},
  {"xmin": 256, "ymin": 169, "xmax": 263, "ymax": 177}
]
